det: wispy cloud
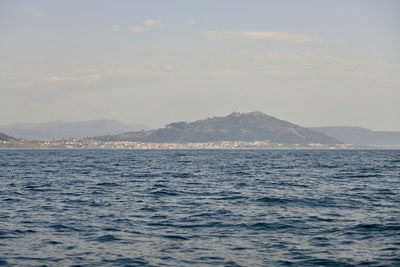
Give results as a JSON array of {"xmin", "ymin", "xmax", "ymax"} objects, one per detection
[
  {"xmin": 180, "ymin": 18, "xmax": 196, "ymax": 28},
  {"xmin": 5, "ymin": 6, "xmax": 43, "ymax": 17},
  {"xmin": 127, "ymin": 19, "xmax": 196, "ymax": 32},
  {"xmin": 202, "ymin": 30, "xmax": 339, "ymax": 44},
  {"xmin": 14, "ymin": 73, "xmax": 102, "ymax": 92},
  {"xmin": 102, "ymin": 64, "xmax": 189, "ymax": 79},
  {"xmin": 42, "ymin": 74, "xmax": 101, "ymax": 86},
  {"xmin": 129, "ymin": 19, "xmax": 163, "ymax": 33}
]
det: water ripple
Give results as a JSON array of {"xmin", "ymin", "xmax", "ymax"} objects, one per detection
[{"xmin": 0, "ymin": 149, "xmax": 399, "ymax": 266}]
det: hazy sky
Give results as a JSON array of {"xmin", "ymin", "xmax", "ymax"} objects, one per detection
[{"xmin": 1, "ymin": 0, "xmax": 399, "ymax": 130}]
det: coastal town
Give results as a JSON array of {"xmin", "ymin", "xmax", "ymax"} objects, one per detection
[{"xmin": 32, "ymin": 139, "xmax": 356, "ymax": 149}]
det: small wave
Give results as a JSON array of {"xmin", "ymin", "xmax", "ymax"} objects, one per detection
[
  {"xmin": 131, "ymin": 173, "xmax": 158, "ymax": 178},
  {"xmin": 249, "ymin": 222, "xmax": 293, "ymax": 231},
  {"xmin": 102, "ymin": 227, "xmax": 119, "ymax": 232},
  {"xmin": 94, "ymin": 234, "xmax": 121, "ymax": 242},
  {"xmin": 307, "ymin": 216, "xmax": 335, "ymax": 222},
  {"xmin": 179, "ymin": 221, "xmax": 234, "ymax": 229},
  {"xmin": 45, "ymin": 240, "xmax": 62, "ymax": 245},
  {"xmin": 139, "ymin": 206, "xmax": 158, "ymax": 212},
  {"xmin": 2, "ymin": 198, "xmax": 21, "ymax": 202},
  {"xmin": 147, "ymin": 221, "xmax": 175, "ymax": 228},
  {"xmin": 256, "ymin": 196, "xmax": 289, "ymax": 204},
  {"xmin": 12, "ymin": 229, "xmax": 36, "ymax": 234},
  {"xmin": 96, "ymin": 182, "xmax": 119, "ymax": 186},
  {"xmin": 162, "ymin": 234, "xmax": 189, "ymax": 240},
  {"xmin": 89, "ymin": 201, "xmax": 108, "ymax": 207},
  {"xmin": 347, "ymin": 174, "xmax": 385, "ymax": 178},
  {"xmin": 24, "ymin": 184, "xmax": 54, "ymax": 192},
  {"xmin": 218, "ymin": 195, "xmax": 246, "ymax": 200},
  {"xmin": 151, "ymin": 189, "xmax": 179, "ymax": 196},
  {"xmin": 100, "ymin": 257, "xmax": 149, "ymax": 266},
  {"xmin": 49, "ymin": 224, "xmax": 81, "ymax": 232},
  {"xmin": 229, "ymin": 171, "xmax": 251, "ymax": 176},
  {"xmin": 171, "ymin": 172, "xmax": 192, "ymax": 178},
  {"xmin": 353, "ymin": 223, "xmax": 400, "ymax": 232},
  {"xmin": 0, "ymin": 229, "xmax": 36, "ymax": 239},
  {"xmin": 295, "ymin": 258, "xmax": 354, "ymax": 266}
]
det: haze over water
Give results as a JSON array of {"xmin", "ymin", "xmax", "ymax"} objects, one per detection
[{"xmin": 1, "ymin": 149, "xmax": 399, "ymax": 266}]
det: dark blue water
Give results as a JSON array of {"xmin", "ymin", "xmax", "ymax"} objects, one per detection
[{"xmin": 0, "ymin": 150, "xmax": 399, "ymax": 266}]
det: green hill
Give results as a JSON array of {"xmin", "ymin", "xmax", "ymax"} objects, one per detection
[{"xmin": 98, "ymin": 111, "xmax": 339, "ymax": 144}]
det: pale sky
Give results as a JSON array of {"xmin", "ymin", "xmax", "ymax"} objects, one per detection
[{"xmin": 1, "ymin": 0, "xmax": 399, "ymax": 130}]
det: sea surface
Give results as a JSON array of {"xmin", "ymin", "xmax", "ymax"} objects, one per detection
[{"xmin": 0, "ymin": 149, "xmax": 399, "ymax": 266}]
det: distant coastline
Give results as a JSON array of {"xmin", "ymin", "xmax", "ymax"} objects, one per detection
[
  {"xmin": 1, "ymin": 111, "xmax": 400, "ymax": 149},
  {"xmin": 0, "ymin": 139, "xmax": 376, "ymax": 150}
]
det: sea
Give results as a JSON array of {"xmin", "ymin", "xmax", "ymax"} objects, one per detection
[{"xmin": 0, "ymin": 149, "xmax": 399, "ymax": 266}]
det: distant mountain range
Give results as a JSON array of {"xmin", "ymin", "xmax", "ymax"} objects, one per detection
[
  {"xmin": 0, "ymin": 120, "xmax": 151, "ymax": 141},
  {"xmin": 310, "ymin": 126, "xmax": 400, "ymax": 148},
  {"xmin": 1, "ymin": 113, "xmax": 400, "ymax": 148},
  {"xmin": 97, "ymin": 112, "xmax": 339, "ymax": 145}
]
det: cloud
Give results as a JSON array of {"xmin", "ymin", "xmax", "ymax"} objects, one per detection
[
  {"xmin": 40, "ymin": 74, "xmax": 101, "ymax": 88},
  {"xmin": 202, "ymin": 30, "xmax": 339, "ymax": 44},
  {"xmin": 101, "ymin": 64, "xmax": 190, "ymax": 80},
  {"xmin": 126, "ymin": 18, "xmax": 195, "ymax": 33},
  {"xmin": 181, "ymin": 18, "xmax": 196, "ymax": 28},
  {"xmin": 172, "ymin": 18, "xmax": 196, "ymax": 30},
  {"xmin": 143, "ymin": 19, "xmax": 162, "ymax": 28},
  {"xmin": 129, "ymin": 19, "xmax": 163, "ymax": 33},
  {"xmin": 5, "ymin": 6, "xmax": 43, "ymax": 17}
]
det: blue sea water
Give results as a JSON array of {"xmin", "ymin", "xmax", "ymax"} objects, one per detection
[{"xmin": 0, "ymin": 149, "xmax": 399, "ymax": 266}]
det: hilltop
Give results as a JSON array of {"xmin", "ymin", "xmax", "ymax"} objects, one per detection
[{"xmin": 97, "ymin": 112, "xmax": 339, "ymax": 144}]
